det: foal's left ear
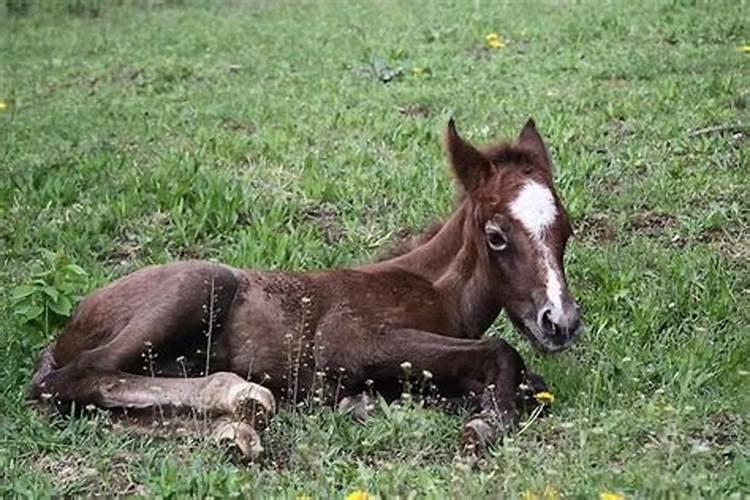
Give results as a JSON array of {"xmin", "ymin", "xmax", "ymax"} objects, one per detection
[
  {"xmin": 518, "ymin": 118, "xmax": 551, "ymax": 170},
  {"xmin": 444, "ymin": 118, "xmax": 493, "ymax": 194}
]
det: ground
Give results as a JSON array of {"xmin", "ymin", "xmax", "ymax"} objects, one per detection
[{"xmin": 1, "ymin": 0, "xmax": 748, "ymax": 497}]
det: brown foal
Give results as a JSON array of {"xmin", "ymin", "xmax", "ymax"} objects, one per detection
[{"xmin": 29, "ymin": 118, "xmax": 582, "ymax": 460}]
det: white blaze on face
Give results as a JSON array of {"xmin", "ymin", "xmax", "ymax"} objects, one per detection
[{"xmin": 509, "ymin": 181, "xmax": 565, "ymax": 317}]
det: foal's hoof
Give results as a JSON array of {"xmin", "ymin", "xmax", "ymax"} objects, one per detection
[
  {"xmin": 228, "ymin": 383, "xmax": 276, "ymax": 427},
  {"xmin": 338, "ymin": 393, "xmax": 373, "ymax": 422},
  {"xmin": 461, "ymin": 417, "xmax": 497, "ymax": 454},
  {"xmin": 213, "ymin": 420, "xmax": 264, "ymax": 462}
]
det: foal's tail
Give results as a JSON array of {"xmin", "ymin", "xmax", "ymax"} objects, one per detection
[{"xmin": 28, "ymin": 341, "xmax": 58, "ymax": 401}]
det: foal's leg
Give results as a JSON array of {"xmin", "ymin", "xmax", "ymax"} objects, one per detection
[
  {"xmin": 320, "ymin": 327, "xmax": 528, "ymax": 448},
  {"xmin": 42, "ymin": 369, "xmax": 275, "ymax": 423},
  {"xmin": 39, "ymin": 368, "xmax": 274, "ymax": 461}
]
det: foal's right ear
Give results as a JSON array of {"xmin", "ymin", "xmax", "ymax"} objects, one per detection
[
  {"xmin": 444, "ymin": 118, "xmax": 492, "ymax": 194},
  {"xmin": 518, "ymin": 118, "xmax": 551, "ymax": 168}
]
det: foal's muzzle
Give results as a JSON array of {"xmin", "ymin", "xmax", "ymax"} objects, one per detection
[{"xmin": 531, "ymin": 300, "xmax": 582, "ymax": 352}]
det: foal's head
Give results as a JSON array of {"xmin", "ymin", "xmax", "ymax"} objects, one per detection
[{"xmin": 446, "ymin": 118, "xmax": 581, "ymax": 353}]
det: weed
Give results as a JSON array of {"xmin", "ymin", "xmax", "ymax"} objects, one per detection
[{"xmin": 10, "ymin": 250, "xmax": 89, "ymax": 335}]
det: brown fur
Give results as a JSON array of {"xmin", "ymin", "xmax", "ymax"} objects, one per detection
[{"xmin": 29, "ymin": 118, "xmax": 581, "ymax": 455}]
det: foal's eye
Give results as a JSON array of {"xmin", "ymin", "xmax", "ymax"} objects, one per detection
[{"xmin": 486, "ymin": 228, "xmax": 508, "ymax": 252}]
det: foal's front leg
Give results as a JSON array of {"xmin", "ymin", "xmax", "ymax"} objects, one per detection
[{"xmin": 322, "ymin": 327, "xmax": 531, "ymax": 449}]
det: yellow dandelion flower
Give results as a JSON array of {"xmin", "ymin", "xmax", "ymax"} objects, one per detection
[
  {"xmin": 485, "ymin": 32, "xmax": 505, "ymax": 49},
  {"xmin": 534, "ymin": 391, "xmax": 555, "ymax": 404},
  {"xmin": 600, "ymin": 491, "xmax": 625, "ymax": 500},
  {"xmin": 296, "ymin": 495, "xmax": 312, "ymax": 500},
  {"xmin": 740, "ymin": 45, "xmax": 750, "ymax": 53},
  {"xmin": 0, "ymin": 100, "xmax": 6, "ymax": 111},
  {"xmin": 346, "ymin": 490, "xmax": 369, "ymax": 500}
]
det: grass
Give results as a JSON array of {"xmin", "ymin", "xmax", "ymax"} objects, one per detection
[{"xmin": 1, "ymin": 0, "xmax": 748, "ymax": 497}]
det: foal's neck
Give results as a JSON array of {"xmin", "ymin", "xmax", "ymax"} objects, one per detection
[{"xmin": 376, "ymin": 201, "xmax": 503, "ymax": 337}]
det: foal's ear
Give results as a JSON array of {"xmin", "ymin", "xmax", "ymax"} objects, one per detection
[
  {"xmin": 444, "ymin": 118, "xmax": 492, "ymax": 194},
  {"xmin": 518, "ymin": 118, "xmax": 551, "ymax": 169}
]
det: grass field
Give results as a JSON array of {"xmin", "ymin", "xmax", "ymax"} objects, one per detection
[{"xmin": 1, "ymin": 0, "xmax": 748, "ymax": 497}]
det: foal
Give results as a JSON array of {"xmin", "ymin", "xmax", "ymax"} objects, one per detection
[{"xmin": 30, "ymin": 118, "xmax": 581, "ymax": 459}]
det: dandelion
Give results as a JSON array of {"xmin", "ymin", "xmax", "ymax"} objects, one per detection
[
  {"xmin": 0, "ymin": 100, "xmax": 6, "ymax": 111},
  {"xmin": 296, "ymin": 495, "xmax": 312, "ymax": 500},
  {"xmin": 346, "ymin": 490, "xmax": 370, "ymax": 500},
  {"xmin": 485, "ymin": 32, "xmax": 506, "ymax": 49},
  {"xmin": 412, "ymin": 66, "xmax": 425, "ymax": 76},
  {"xmin": 740, "ymin": 45, "xmax": 750, "ymax": 53},
  {"xmin": 600, "ymin": 491, "xmax": 625, "ymax": 500},
  {"xmin": 534, "ymin": 391, "xmax": 555, "ymax": 404}
]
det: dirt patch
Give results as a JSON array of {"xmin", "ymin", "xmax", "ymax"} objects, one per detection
[
  {"xmin": 697, "ymin": 226, "xmax": 749, "ymax": 261},
  {"xmin": 604, "ymin": 119, "xmax": 635, "ymax": 143},
  {"xmin": 35, "ymin": 454, "xmax": 94, "ymax": 490},
  {"xmin": 301, "ymin": 203, "xmax": 345, "ymax": 245},
  {"xmin": 398, "ymin": 104, "xmax": 432, "ymax": 118},
  {"xmin": 110, "ymin": 66, "xmax": 148, "ymax": 87},
  {"xmin": 626, "ymin": 211, "xmax": 676, "ymax": 237},
  {"xmin": 687, "ymin": 411, "xmax": 744, "ymax": 465},
  {"xmin": 221, "ymin": 118, "xmax": 257, "ymax": 136},
  {"xmin": 467, "ymin": 46, "xmax": 494, "ymax": 60},
  {"xmin": 704, "ymin": 412, "xmax": 743, "ymax": 446},
  {"xmin": 106, "ymin": 212, "xmax": 170, "ymax": 269},
  {"xmin": 576, "ymin": 213, "xmax": 617, "ymax": 243},
  {"xmin": 108, "ymin": 452, "xmax": 148, "ymax": 496},
  {"xmin": 108, "ymin": 238, "xmax": 143, "ymax": 267},
  {"xmin": 698, "ymin": 227, "xmax": 731, "ymax": 244},
  {"xmin": 34, "ymin": 452, "xmax": 145, "ymax": 496}
]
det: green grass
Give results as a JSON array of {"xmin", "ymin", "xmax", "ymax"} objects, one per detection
[{"xmin": 1, "ymin": 0, "xmax": 748, "ymax": 497}]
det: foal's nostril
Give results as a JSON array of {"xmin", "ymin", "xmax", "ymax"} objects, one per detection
[{"xmin": 540, "ymin": 309, "xmax": 559, "ymax": 335}]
